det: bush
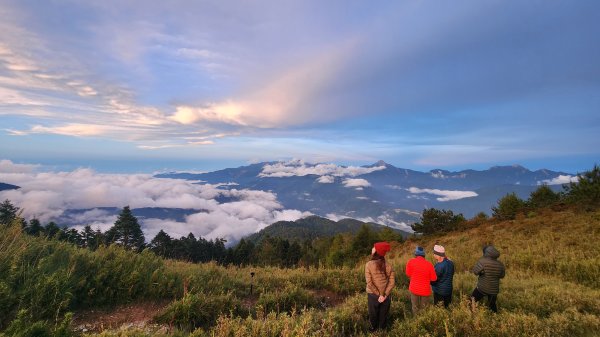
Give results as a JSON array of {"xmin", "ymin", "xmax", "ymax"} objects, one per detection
[
  {"xmin": 564, "ymin": 164, "xmax": 600, "ymax": 207},
  {"xmin": 257, "ymin": 284, "xmax": 317, "ymax": 314},
  {"xmin": 492, "ymin": 193, "xmax": 526, "ymax": 220},
  {"xmin": 528, "ymin": 185, "xmax": 560, "ymax": 209},
  {"xmin": 155, "ymin": 293, "xmax": 247, "ymax": 331},
  {"xmin": 1, "ymin": 310, "xmax": 73, "ymax": 337},
  {"xmin": 411, "ymin": 208, "xmax": 466, "ymax": 235}
]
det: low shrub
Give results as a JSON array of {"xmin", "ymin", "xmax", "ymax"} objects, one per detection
[
  {"xmin": 257, "ymin": 284, "xmax": 317, "ymax": 314},
  {"xmin": 154, "ymin": 293, "xmax": 247, "ymax": 331}
]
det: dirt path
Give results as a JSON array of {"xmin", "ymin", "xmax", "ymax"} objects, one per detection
[
  {"xmin": 71, "ymin": 290, "xmax": 347, "ymax": 333},
  {"xmin": 311, "ymin": 289, "xmax": 346, "ymax": 309},
  {"xmin": 72, "ymin": 300, "xmax": 171, "ymax": 333}
]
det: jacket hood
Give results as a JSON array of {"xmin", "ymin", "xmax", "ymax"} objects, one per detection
[{"xmin": 484, "ymin": 245, "xmax": 500, "ymax": 259}]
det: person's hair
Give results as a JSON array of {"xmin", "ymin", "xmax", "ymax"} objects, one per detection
[{"xmin": 371, "ymin": 252, "xmax": 388, "ymax": 277}]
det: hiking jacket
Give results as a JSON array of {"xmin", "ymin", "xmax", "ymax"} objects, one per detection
[
  {"xmin": 406, "ymin": 256, "xmax": 437, "ymax": 296},
  {"xmin": 365, "ymin": 260, "xmax": 395, "ymax": 296},
  {"xmin": 431, "ymin": 258, "xmax": 455, "ymax": 296},
  {"xmin": 472, "ymin": 246, "xmax": 505, "ymax": 295}
]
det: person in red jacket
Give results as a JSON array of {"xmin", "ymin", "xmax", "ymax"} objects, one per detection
[{"xmin": 405, "ymin": 246, "xmax": 437, "ymax": 316}]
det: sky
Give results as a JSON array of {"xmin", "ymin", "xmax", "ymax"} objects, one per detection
[{"xmin": 1, "ymin": 0, "xmax": 599, "ymax": 174}]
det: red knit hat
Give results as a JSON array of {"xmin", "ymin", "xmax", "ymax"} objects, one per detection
[{"xmin": 374, "ymin": 242, "xmax": 391, "ymax": 256}]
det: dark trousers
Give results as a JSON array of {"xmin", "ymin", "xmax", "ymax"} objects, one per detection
[
  {"xmin": 471, "ymin": 287, "xmax": 498, "ymax": 312},
  {"xmin": 368, "ymin": 293, "xmax": 391, "ymax": 331},
  {"xmin": 433, "ymin": 292, "xmax": 452, "ymax": 308}
]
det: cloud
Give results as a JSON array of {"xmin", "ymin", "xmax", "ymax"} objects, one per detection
[
  {"xmin": 0, "ymin": 160, "xmax": 309, "ymax": 243},
  {"xmin": 0, "ymin": 159, "xmax": 38, "ymax": 173},
  {"xmin": 325, "ymin": 212, "xmax": 411, "ymax": 232},
  {"xmin": 539, "ymin": 175, "xmax": 579, "ymax": 185},
  {"xmin": 316, "ymin": 175, "xmax": 335, "ymax": 183},
  {"xmin": 407, "ymin": 187, "xmax": 478, "ymax": 202},
  {"xmin": 29, "ymin": 124, "xmax": 111, "ymax": 137},
  {"xmin": 260, "ymin": 160, "xmax": 385, "ymax": 178},
  {"xmin": 343, "ymin": 178, "xmax": 371, "ymax": 188}
]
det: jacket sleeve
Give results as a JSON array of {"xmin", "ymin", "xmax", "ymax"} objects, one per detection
[
  {"xmin": 430, "ymin": 263, "xmax": 438, "ymax": 282},
  {"xmin": 431, "ymin": 263, "xmax": 443, "ymax": 285},
  {"xmin": 405, "ymin": 260, "xmax": 412, "ymax": 278},
  {"xmin": 384, "ymin": 266, "xmax": 395, "ymax": 297},
  {"xmin": 365, "ymin": 263, "xmax": 376, "ymax": 293},
  {"xmin": 472, "ymin": 259, "xmax": 484, "ymax": 275},
  {"xmin": 499, "ymin": 262, "xmax": 506, "ymax": 279}
]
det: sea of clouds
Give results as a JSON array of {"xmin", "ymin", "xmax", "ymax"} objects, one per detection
[{"xmin": 0, "ymin": 160, "xmax": 310, "ymax": 244}]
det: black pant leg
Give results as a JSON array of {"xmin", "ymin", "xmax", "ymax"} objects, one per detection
[
  {"xmin": 471, "ymin": 287, "xmax": 484, "ymax": 302},
  {"xmin": 487, "ymin": 294, "xmax": 498, "ymax": 312},
  {"xmin": 435, "ymin": 293, "xmax": 451, "ymax": 308},
  {"xmin": 378, "ymin": 296, "xmax": 391, "ymax": 329},
  {"xmin": 443, "ymin": 293, "xmax": 452, "ymax": 308},
  {"xmin": 433, "ymin": 293, "xmax": 442, "ymax": 306},
  {"xmin": 367, "ymin": 294, "xmax": 379, "ymax": 331}
]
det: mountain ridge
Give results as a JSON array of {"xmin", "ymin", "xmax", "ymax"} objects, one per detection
[{"xmin": 155, "ymin": 160, "xmax": 574, "ymax": 230}]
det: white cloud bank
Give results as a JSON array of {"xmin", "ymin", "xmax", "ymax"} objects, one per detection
[
  {"xmin": 316, "ymin": 175, "xmax": 335, "ymax": 184},
  {"xmin": 539, "ymin": 175, "xmax": 579, "ymax": 185},
  {"xmin": 343, "ymin": 178, "xmax": 371, "ymax": 188},
  {"xmin": 0, "ymin": 160, "xmax": 310, "ymax": 243},
  {"xmin": 407, "ymin": 187, "xmax": 478, "ymax": 202},
  {"xmin": 260, "ymin": 159, "xmax": 385, "ymax": 178}
]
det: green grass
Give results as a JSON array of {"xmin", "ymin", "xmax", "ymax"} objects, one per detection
[{"xmin": 1, "ymin": 208, "xmax": 599, "ymax": 336}]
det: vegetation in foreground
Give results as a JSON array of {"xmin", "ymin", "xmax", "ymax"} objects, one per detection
[{"xmin": 0, "ymin": 165, "xmax": 598, "ymax": 336}]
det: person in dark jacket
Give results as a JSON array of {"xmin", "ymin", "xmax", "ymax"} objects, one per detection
[
  {"xmin": 471, "ymin": 245, "xmax": 505, "ymax": 312},
  {"xmin": 431, "ymin": 245, "xmax": 454, "ymax": 308}
]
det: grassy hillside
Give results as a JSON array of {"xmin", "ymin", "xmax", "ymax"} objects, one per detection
[{"xmin": 0, "ymin": 208, "xmax": 599, "ymax": 337}]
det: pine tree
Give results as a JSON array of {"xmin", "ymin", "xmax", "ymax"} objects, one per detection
[
  {"xmin": 564, "ymin": 164, "xmax": 600, "ymax": 207},
  {"xmin": 44, "ymin": 221, "xmax": 60, "ymax": 239},
  {"xmin": 25, "ymin": 218, "xmax": 44, "ymax": 236},
  {"xmin": 150, "ymin": 230, "xmax": 173, "ymax": 257},
  {"xmin": 106, "ymin": 206, "xmax": 145, "ymax": 251},
  {"xmin": 0, "ymin": 199, "xmax": 19, "ymax": 225},
  {"xmin": 528, "ymin": 184, "xmax": 560, "ymax": 209},
  {"xmin": 492, "ymin": 193, "xmax": 526, "ymax": 220},
  {"xmin": 412, "ymin": 208, "xmax": 466, "ymax": 235},
  {"xmin": 81, "ymin": 225, "xmax": 96, "ymax": 249}
]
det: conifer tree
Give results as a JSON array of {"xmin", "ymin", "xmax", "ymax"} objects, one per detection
[
  {"xmin": 25, "ymin": 218, "xmax": 44, "ymax": 236},
  {"xmin": 44, "ymin": 221, "xmax": 60, "ymax": 239},
  {"xmin": 564, "ymin": 164, "xmax": 600, "ymax": 206},
  {"xmin": 0, "ymin": 199, "xmax": 19, "ymax": 225},
  {"xmin": 492, "ymin": 193, "xmax": 526, "ymax": 220},
  {"xmin": 106, "ymin": 206, "xmax": 145, "ymax": 251},
  {"xmin": 150, "ymin": 230, "xmax": 173, "ymax": 257},
  {"xmin": 412, "ymin": 208, "xmax": 465, "ymax": 235},
  {"xmin": 528, "ymin": 184, "xmax": 560, "ymax": 209}
]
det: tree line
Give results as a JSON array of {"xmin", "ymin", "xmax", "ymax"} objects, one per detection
[
  {"xmin": 411, "ymin": 164, "xmax": 600, "ymax": 235},
  {"xmin": 0, "ymin": 201, "xmax": 402, "ymax": 268},
  {"xmin": 2, "ymin": 164, "xmax": 598, "ymax": 266}
]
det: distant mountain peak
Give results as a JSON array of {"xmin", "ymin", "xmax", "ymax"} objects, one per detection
[
  {"xmin": 368, "ymin": 160, "xmax": 395, "ymax": 168},
  {"xmin": 490, "ymin": 164, "xmax": 529, "ymax": 172}
]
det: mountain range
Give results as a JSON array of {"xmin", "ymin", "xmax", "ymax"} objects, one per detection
[
  {"xmin": 156, "ymin": 160, "xmax": 574, "ymax": 231},
  {"xmin": 0, "ymin": 161, "xmax": 576, "ymax": 236}
]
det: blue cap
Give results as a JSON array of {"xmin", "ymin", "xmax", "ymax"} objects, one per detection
[{"xmin": 414, "ymin": 246, "xmax": 425, "ymax": 257}]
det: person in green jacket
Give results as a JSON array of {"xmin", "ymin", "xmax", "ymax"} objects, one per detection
[{"xmin": 471, "ymin": 245, "xmax": 505, "ymax": 312}]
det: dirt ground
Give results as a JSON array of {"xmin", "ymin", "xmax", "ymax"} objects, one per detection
[
  {"xmin": 72, "ymin": 290, "xmax": 346, "ymax": 333},
  {"xmin": 72, "ymin": 300, "xmax": 171, "ymax": 333}
]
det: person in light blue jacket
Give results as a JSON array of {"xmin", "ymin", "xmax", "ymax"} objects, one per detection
[{"xmin": 431, "ymin": 244, "xmax": 454, "ymax": 308}]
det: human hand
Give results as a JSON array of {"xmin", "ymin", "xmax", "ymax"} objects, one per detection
[{"xmin": 378, "ymin": 295, "xmax": 386, "ymax": 303}]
